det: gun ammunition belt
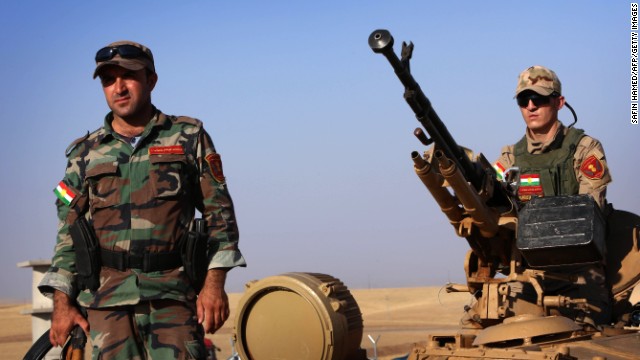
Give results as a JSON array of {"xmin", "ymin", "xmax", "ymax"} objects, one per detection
[{"xmin": 101, "ymin": 248, "xmax": 182, "ymax": 272}]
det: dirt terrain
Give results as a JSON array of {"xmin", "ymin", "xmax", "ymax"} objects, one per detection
[{"xmin": 1, "ymin": 286, "xmax": 470, "ymax": 359}]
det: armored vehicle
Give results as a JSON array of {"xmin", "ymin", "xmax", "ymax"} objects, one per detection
[{"xmin": 230, "ymin": 30, "xmax": 640, "ymax": 360}]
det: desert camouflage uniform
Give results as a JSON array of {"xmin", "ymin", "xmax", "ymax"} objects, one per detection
[
  {"xmin": 39, "ymin": 108, "xmax": 246, "ymax": 358},
  {"xmin": 494, "ymin": 121, "xmax": 612, "ymax": 325}
]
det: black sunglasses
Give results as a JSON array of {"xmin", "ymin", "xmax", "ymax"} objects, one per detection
[
  {"xmin": 516, "ymin": 92, "xmax": 558, "ymax": 108},
  {"xmin": 95, "ymin": 45, "xmax": 150, "ymax": 62}
]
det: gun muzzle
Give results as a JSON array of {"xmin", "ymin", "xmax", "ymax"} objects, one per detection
[
  {"xmin": 368, "ymin": 29, "xmax": 394, "ymax": 54},
  {"xmin": 412, "ymin": 151, "xmax": 464, "ymax": 231},
  {"xmin": 436, "ymin": 151, "xmax": 499, "ymax": 238}
]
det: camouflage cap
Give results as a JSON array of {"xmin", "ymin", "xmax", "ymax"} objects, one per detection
[
  {"xmin": 93, "ymin": 40, "xmax": 155, "ymax": 79},
  {"xmin": 515, "ymin": 65, "xmax": 561, "ymax": 96}
]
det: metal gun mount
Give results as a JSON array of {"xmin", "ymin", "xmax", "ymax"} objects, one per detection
[{"xmin": 368, "ymin": 28, "xmax": 616, "ymax": 328}]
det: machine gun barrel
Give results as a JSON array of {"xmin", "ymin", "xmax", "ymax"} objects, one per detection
[
  {"xmin": 411, "ymin": 151, "xmax": 464, "ymax": 230},
  {"xmin": 436, "ymin": 151, "xmax": 499, "ymax": 238},
  {"xmin": 368, "ymin": 29, "xmax": 481, "ymax": 189}
]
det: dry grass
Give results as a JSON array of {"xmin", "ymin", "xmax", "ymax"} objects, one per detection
[{"xmin": 1, "ymin": 287, "xmax": 470, "ymax": 360}]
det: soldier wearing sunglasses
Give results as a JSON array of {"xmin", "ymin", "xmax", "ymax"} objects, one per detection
[
  {"xmin": 38, "ymin": 40, "xmax": 246, "ymax": 359},
  {"xmin": 494, "ymin": 65, "xmax": 611, "ymax": 207},
  {"xmin": 493, "ymin": 65, "xmax": 612, "ymax": 326}
]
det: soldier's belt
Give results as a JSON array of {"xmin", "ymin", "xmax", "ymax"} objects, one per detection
[{"xmin": 101, "ymin": 249, "xmax": 182, "ymax": 272}]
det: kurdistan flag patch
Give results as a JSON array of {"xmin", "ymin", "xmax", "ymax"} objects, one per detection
[
  {"xmin": 54, "ymin": 181, "xmax": 77, "ymax": 206},
  {"xmin": 493, "ymin": 162, "xmax": 506, "ymax": 181},
  {"xmin": 520, "ymin": 174, "xmax": 540, "ymax": 186},
  {"xmin": 518, "ymin": 173, "xmax": 544, "ymax": 197}
]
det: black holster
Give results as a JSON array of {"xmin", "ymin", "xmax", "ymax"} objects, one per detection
[
  {"xmin": 181, "ymin": 219, "xmax": 209, "ymax": 293},
  {"xmin": 69, "ymin": 217, "xmax": 101, "ymax": 292}
]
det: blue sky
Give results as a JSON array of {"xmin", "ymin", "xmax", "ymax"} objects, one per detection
[{"xmin": 1, "ymin": 1, "xmax": 638, "ymax": 301}]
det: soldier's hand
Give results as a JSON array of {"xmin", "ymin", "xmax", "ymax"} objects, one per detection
[
  {"xmin": 50, "ymin": 290, "xmax": 90, "ymax": 347},
  {"xmin": 197, "ymin": 269, "xmax": 230, "ymax": 334}
]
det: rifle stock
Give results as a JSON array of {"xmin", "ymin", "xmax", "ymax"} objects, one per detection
[
  {"xmin": 23, "ymin": 326, "xmax": 86, "ymax": 360},
  {"xmin": 22, "ymin": 329, "xmax": 52, "ymax": 360}
]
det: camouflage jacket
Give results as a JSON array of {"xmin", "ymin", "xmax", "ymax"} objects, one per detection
[{"xmin": 39, "ymin": 109, "xmax": 246, "ymax": 308}]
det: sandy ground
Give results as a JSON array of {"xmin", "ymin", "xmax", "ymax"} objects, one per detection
[
  {"xmin": 1, "ymin": 286, "xmax": 470, "ymax": 359},
  {"xmin": 0, "ymin": 303, "xmax": 34, "ymax": 359}
]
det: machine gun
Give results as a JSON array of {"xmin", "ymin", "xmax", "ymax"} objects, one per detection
[
  {"xmin": 368, "ymin": 29, "xmax": 514, "ymax": 250},
  {"xmin": 368, "ymin": 29, "xmax": 610, "ymax": 328}
]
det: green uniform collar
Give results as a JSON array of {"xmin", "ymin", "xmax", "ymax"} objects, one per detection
[{"xmin": 99, "ymin": 107, "xmax": 168, "ymax": 144}]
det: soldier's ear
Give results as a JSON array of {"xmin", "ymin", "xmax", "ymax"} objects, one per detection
[
  {"xmin": 555, "ymin": 95, "xmax": 565, "ymax": 110},
  {"xmin": 147, "ymin": 71, "xmax": 158, "ymax": 91}
]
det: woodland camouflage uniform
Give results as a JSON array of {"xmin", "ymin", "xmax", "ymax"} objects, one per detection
[{"xmin": 39, "ymin": 108, "xmax": 246, "ymax": 358}]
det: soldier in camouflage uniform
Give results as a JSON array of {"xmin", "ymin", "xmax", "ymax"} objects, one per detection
[
  {"xmin": 38, "ymin": 40, "xmax": 246, "ymax": 359},
  {"xmin": 493, "ymin": 65, "xmax": 612, "ymax": 325}
]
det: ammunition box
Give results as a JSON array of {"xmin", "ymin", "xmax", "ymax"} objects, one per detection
[{"xmin": 517, "ymin": 195, "xmax": 606, "ymax": 268}]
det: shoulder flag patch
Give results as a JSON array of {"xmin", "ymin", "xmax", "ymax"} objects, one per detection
[
  {"xmin": 580, "ymin": 154, "xmax": 604, "ymax": 180},
  {"xmin": 205, "ymin": 153, "xmax": 225, "ymax": 183},
  {"xmin": 493, "ymin": 162, "xmax": 506, "ymax": 181},
  {"xmin": 54, "ymin": 181, "xmax": 77, "ymax": 206}
]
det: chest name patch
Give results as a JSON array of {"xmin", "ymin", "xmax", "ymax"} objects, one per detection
[{"xmin": 149, "ymin": 145, "xmax": 184, "ymax": 155}]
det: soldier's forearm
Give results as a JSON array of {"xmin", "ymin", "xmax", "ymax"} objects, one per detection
[
  {"xmin": 204, "ymin": 268, "xmax": 228, "ymax": 290},
  {"xmin": 53, "ymin": 289, "xmax": 74, "ymax": 311}
]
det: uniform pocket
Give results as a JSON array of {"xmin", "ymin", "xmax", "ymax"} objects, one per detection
[
  {"xmin": 149, "ymin": 153, "xmax": 187, "ymax": 198},
  {"xmin": 86, "ymin": 158, "xmax": 120, "ymax": 209}
]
